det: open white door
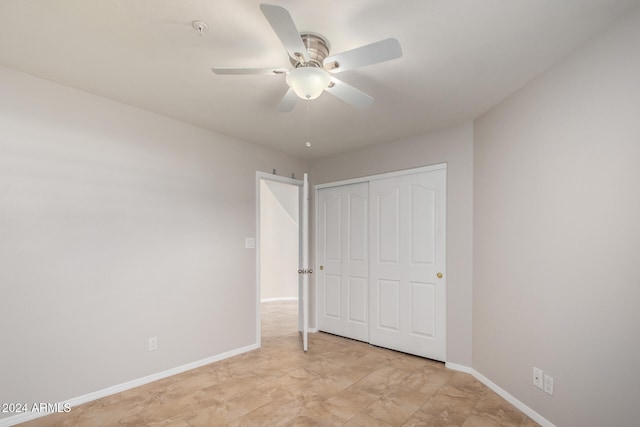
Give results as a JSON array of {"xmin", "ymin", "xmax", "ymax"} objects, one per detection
[{"xmin": 299, "ymin": 173, "xmax": 310, "ymax": 351}]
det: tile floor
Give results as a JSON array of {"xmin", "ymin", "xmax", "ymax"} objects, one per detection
[{"xmin": 18, "ymin": 301, "xmax": 539, "ymax": 426}]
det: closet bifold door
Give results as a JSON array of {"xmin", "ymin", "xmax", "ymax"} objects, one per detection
[
  {"xmin": 368, "ymin": 168, "xmax": 446, "ymax": 361},
  {"xmin": 316, "ymin": 182, "xmax": 369, "ymax": 342}
]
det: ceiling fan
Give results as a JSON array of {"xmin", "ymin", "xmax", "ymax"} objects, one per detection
[{"xmin": 212, "ymin": 3, "xmax": 403, "ymax": 112}]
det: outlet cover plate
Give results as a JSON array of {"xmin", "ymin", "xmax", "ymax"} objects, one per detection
[
  {"xmin": 533, "ymin": 367, "xmax": 543, "ymax": 389},
  {"xmin": 148, "ymin": 336, "xmax": 158, "ymax": 351}
]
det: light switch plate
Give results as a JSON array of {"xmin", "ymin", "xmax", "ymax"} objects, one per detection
[
  {"xmin": 245, "ymin": 237, "xmax": 255, "ymax": 249},
  {"xmin": 543, "ymin": 374, "xmax": 554, "ymax": 395}
]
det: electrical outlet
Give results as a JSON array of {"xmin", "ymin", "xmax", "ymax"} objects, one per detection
[
  {"xmin": 544, "ymin": 374, "xmax": 554, "ymax": 395},
  {"xmin": 148, "ymin": 336, "xmax": 158, "ymax": 351},
  {"xmin": 533, "ymin": 367, "xmax": 543, "ymax": 389}
]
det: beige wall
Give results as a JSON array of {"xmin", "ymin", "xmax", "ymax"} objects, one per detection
[
  {"xmin": 0, "ymin": 66, "xmax": 308, "ymax": 417},
  {"xmin": 310, "ymin": 123, "xmax": 474, "ymax": 366},
  {"xmin": 473, "ymin": 7, "xmax": 640, "ymax": 427}
]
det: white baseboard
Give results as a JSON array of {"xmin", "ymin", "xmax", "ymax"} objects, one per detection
[
  {"xmin": 0, "ymin": 343, "xmax": 259, "ymax": 427},
  {"xmin": 470, "ymin": 369, "xmax": 556, "ymax": 427},
  {"xmin": 443, "ymin": 363, "xmax": 555, "ymax": 427},
  {"xmin": 445, "ymin": 361, "xmax": 472, "ymax": 373},
  {"xmin": 260, "ymin": 297, "xmax": 298, "ymax": 302}
]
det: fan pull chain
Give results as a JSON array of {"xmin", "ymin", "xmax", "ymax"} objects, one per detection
[{"xmin": 305, "ymin": 100, "xmax": 312, "ymax": 148}]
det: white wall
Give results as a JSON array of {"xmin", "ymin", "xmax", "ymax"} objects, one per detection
[
  {"xmin": 473, "ymin": 7, "xmax": 640, "ymax": 427},
  {"xmin": 310, "ymin": 123, "xmax": 474, "ymax": 367},
  {"xmin": 260, "ymin": 180, "xmax": 299, "ymax": 300},
  {"xmin": 0, "ymin": 65, "xmax": 308, "ymax": 419}
]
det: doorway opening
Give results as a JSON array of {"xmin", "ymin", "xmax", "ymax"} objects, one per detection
[{"xmin": 256, "ymin": 173, "xmax": 302, "ymax": 345}]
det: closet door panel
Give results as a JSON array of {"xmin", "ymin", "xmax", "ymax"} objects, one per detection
[
  {"xmin": 369, "ymin": 168, "xmax": 446, "ymax": 360},
  {"xmin": 317, "ymin": 182, "xmax": 369, "ymax": 342}
]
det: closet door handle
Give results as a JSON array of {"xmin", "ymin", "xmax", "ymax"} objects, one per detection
[{"xmin": 437, "ymin": 272, "xmax": 443, "ymax": 279}]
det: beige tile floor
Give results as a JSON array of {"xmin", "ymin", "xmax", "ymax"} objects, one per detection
[{"xmin": 19, "ymin": 301, "xmax": 539, "ymax": 426}]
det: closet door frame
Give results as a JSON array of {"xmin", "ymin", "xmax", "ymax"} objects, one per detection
[{"xmin": 314, "ymin": 163, "xmax": 447, "ymax": 359}]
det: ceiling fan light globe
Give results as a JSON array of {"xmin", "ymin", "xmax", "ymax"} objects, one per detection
[{"xmin": 286, "ymin": 67, "xmax": 330, "ymax": 100}]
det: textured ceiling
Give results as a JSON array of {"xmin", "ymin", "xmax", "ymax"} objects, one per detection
[{"xmin": 1, "ymin": 0, "xmax": 638, "ymax": 159}]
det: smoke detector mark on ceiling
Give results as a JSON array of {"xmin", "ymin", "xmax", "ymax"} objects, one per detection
[{"xmin": 192, "ymin": 21, "xmax": 208, "ymax": 36}]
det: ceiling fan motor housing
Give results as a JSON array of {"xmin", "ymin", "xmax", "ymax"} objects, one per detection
[{"xmin": 292, "ymin": 33, "xmax": 331, "ymax": 69}]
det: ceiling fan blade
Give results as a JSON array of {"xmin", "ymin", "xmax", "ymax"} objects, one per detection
[
  {"xmin": 260, "ymin": 4, "xmax": 310, "ymax": 63},
  {"xmin": 276, "ymin": 88, "xmax": 299, "ymax": 112},
  {"xmin": 212, "ymin": 67, "xmax": 288, "ymax": 75},
  {"xmin": 324, "ymin": 38, "xmax": 402, "ymax": 73},
  {"xmin": 325, "ymin": 78, "xmax": 374, "ymax": 108}
]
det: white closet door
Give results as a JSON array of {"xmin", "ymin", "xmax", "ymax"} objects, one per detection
[
  {"xmin": 317, "ymin": 182, "xmax": 369, "ymax": 342},
  {"xmin": 369, "ymin": 168, "xmax": 446, "ymax": 360}
]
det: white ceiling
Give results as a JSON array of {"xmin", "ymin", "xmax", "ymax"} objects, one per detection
[{"xmin": 1, "ymin": 0, "xmax": 638, "ymax": 159}]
